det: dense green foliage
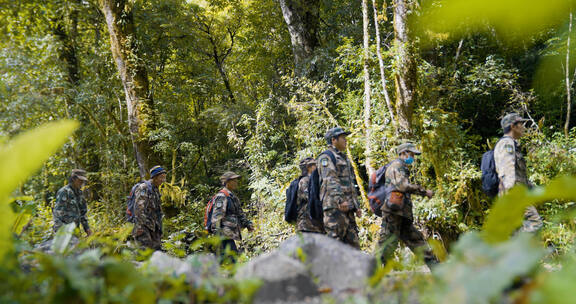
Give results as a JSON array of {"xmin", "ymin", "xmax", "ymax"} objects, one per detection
[{"xmin": 3, "ymin": 0, "xmax": 576, "ymax": 303}]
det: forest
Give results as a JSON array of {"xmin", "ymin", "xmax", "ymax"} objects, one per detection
[{"xmin": 2, "ymin": 0, "xmax": 576, "ymax": 303}]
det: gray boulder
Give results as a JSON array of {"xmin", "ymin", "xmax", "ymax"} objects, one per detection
[
  {"xmin": 235, "ymin": 251, "xmax": 320, "ymax": 303},
  {"xmin": 278, "ymin": 233, "xmax": 376, "ymax": 293},
  {"xmin": 147, "ymin": 251, "xmax": 219, "ymax": 287}
]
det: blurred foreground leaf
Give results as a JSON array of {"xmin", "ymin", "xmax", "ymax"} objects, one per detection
[
  {"xmin": 483, "ymin": 176, "xmax": 576, "ymax": 243},
  {"xmin": 52, "ymin": 223, "xmax": 76, "ymax": 255},
  {"xmin": 0, "ymin": 120, "xmax": 78, "ymax": 261},
  {"xmin": 431, "ymin": 232, "xmax": 544, "ymax": 304},
  {"xmin": 416, "ymin": 0, "xmax": 574, "ymax": 44}
]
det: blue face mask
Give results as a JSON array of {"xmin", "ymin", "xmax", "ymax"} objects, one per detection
[{"xmin": 404, "ymin": 157, "xmax": 414, "ymax": 165}]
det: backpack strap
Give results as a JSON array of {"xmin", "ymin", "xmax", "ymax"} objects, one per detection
[
  {"xmin": 217, "ymin": 188, "xmax": 231, "ymax": 215},
  {"xmin": 322, "ymin": 150, "xmax": 337, "ymax": 166}
]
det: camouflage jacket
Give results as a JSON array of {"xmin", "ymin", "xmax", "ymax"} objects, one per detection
[
  {"xmin": 317, "ymin": 146, "xmax": 359, "ymax": 212},
  {"xmin": 53, "ymin": 184, "xmax": 90, "ymax": 233},
  {"xmin": 494, "ymin": 136, "xmax": 530, "ymax": 193},
  {"xmin": 382, "ymin": 159, "xmax": 427, "ymax": 220},
  {"xmin": 133, "ymin": 181, "xmax": 163, "ymax": 236},
  {"xmin": 297, "ymin": 175, "xmax": 324, "ymax": 233},
  {"xmin": 210, "ymin": 188, "xmax": 252, "ymax": 241}
]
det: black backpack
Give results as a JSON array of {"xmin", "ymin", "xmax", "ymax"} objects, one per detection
[
  {"xmin": 367, "ymin": 163, "xmax": 392, "ymax": 217},
  {"xmin": 126, "ymin": 181, "xmax": 153, "ymax": 223},
  {"xmin": 284, "ymin": 177, "xmax": 303, "ymax": 223},
  {"xmin": 481, "ymin": 138, "xmax": 506, "ymax": 197},
  {"xmin": 307, "ymin": 150, "xmax": 337, "ymax": 222}
]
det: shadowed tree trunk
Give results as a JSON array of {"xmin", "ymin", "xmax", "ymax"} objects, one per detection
[
  {"xmin": 52, "ymin": 1, "xmax": 105, "ymax": 200},
  {"xmin": 99, "ymin": 0, "xmax": 159, "ymax": 179},
  {"xmin": 393, "ymin": 0, "xmax": 417, "ymax": 136},
  {"xmin": 372, "ymin": 0, "xmax": 396, "ymax": 130},
  {"xmin": 278, "ymin": 0, "xmax": 320, "ymax": 76}
]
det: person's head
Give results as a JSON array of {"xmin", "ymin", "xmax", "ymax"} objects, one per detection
[
  {"xmin": 220, "ymin": 171, "xmax": 241, "ymax": 190},
  {"xmin": 299, "ymin": 157, "xmax": 317, "ymax": 176},
  {"xmin": 150, "ymin": 166, "xmax": 167, "ymax": 187},
  {"xmin": 68, "ymin": 169, "xmax": 88, "ymax": 189},
  {"xmin": 396, "ymin": 143, "xmax": 421, "ymax": 165},
  {"xmin": 501, "ymin": 113, "xmax": 528, "ymax": 139},
  {"xmin": 325, "ymin": 127, "xmax": 351, "ymax": 152}
]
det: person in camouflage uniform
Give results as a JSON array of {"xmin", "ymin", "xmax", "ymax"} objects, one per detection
[
  {"xmin": 494, "ymin": 113, "xmax": 543, "ymax": 233},
  {"xmin": 53, "ymin": 169, "xmax": 92, "ymax": 236},
  {"xmin": 318, "ymin": 127, "xmax": 361, "ymax": 249},
  {"xmin": 377, "ymin": 143, "xmax": 438, "ymax": 268},
  {"xmin": 132, "ymin": 166, "xmax": 166, "ymax": 250},
  {"xmin": 210, "ymin": 171, "xmax": 254, "ymax": 258},
  {"xmin": 296, "ymin": 157, "xmax": 324, "ymax": 233}
]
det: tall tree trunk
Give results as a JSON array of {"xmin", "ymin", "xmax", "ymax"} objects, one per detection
[
  {"xmin": 215, "ymin": 59, "xmax": 236, "ymax": 103},
  {"xmin": 372, "ymin": 0, "xmax": 396, "ymax": 130},
  {"xmin": 393, "ymin": 0, "xmax": 417, "ymax": 136},
  {"xmin": 100, "ymin": 0, "xmax": 158, "ymax": 179},
  {"xmin": 362, "ymin": 0, "xmax": 375, "ymax": 175},
  {"xmin": 565, "ymin": 11, "xmax": 573, "ymax": 137},
  {"xmin": 278, "ymin": 0, "xmax": 320, "ymax": 76}
]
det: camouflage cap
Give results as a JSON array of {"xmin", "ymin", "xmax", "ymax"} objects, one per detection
[
  {"xmin": 220, "ymin": 171, "xmax": 241, "ymax": 184},
  {"xmin": 501, "ymin": 113, "xmax": 528, "ymax": 130},
  {"xmin": 299, "ymin": 157, "xmax": 317, "ymax": 168},
  {"xmin": 324, "ymin": 127, "xmax": 351, "ymax": 141},
  {"xmin": 396, "ymin": 143, "xmax": 421, "ymax": 155},
  {"xmin": 70, "ymin": 169, "xmax": 88, "ymax": 181}
]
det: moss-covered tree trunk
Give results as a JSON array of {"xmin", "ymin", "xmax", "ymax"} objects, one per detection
[
  {"xmin": 362, "ymin": 0, "xmax": 375, "ymax": 175},
  {"xmin": 278, "ymin": 0, "xmax": 320, "ymax": 76},
  {"xmin": 100, "ymin": 0, "xmax": 158, "ymax": 179},
  {"xmin": 393, "ymin": 0, "xmax": 416, "ymax": 136}
]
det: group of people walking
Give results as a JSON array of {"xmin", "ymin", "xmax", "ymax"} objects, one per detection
[{"xmin": 51, "ymin": 112, "xmax": 543, "ymax": 267}]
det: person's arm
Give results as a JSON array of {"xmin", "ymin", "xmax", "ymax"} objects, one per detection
[
  {"xmin": 387, "ymin": 162, "xmax": 427, "ymax": 196},
  {"xmin": 494, "ymin": 139, "xmax": 517, "ymax": 192},
  {"xmin": 79, "ymin": 195, "xmax": 91, "ymax": 234},
  {"xmin": 53, "ymin": 188, "xmax": 71, "ymax": 231},
  {"xmin": 297, "ymin": 177, "xmax": 308, "ymax": 207},
  {"xmin": 238, "ymin": 204, "xmax": 253, "ymax": 230}
]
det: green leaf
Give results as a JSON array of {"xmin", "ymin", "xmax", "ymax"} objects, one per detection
[
  {"xmin": 531, "ymin": 257, "xmax": 576, "ymax": 303},
  {"xmin": 482, "ymin": 176, "xmax": 576, "ymax": 243},
  {"xmin": 0, "ymin": 120, "xmax": 78, "ymax": 260},
  {"xmin": 52, "ymin": 223, "xmax": 76, "ymax": 255},
  {"xmin": 11, "ymin": 209, "xmax": 32, "ymax": 235},
  {"xmin": 431, "ymin": 232, "xmax": 544, "ymax": 304}
]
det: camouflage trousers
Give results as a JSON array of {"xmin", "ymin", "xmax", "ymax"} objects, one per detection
[
  {"xmin": 323, "ymin": 209, "xmax": 360, "ymax": 249},
  {"xmin": 133, "ymin": 227, "xmax": 162, "ymax": 250},
  {"xmin": 377, "ymin": 213, "xmax": 438, "ymax": 268},
  {"xmin": 521, "ymin": 206, "xmax": 543, "ymax": 233}
]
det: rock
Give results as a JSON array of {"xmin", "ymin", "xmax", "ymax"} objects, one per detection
[
  {"xmin": 278, "ymin": 233, "xmax": 377, "ymax": 293},
  {"xmin": 147, "ymin": 251, "xmax": 219, "ymax": 286},
  {"xmin": 236, "ymin": 251, "xmax": 320, "ymax": 304}
]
